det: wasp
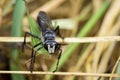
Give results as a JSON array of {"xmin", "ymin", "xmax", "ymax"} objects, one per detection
[{"xmin": 22, "ymin": 11, "xmax": 63, "ymax": 72}]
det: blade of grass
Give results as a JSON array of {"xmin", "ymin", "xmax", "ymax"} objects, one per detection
[
  {"xmin": 47, "ymin": 1, "xmax": 109, "ymax": 79},
  {"xmin": 10, "ymin": 0, "xmax": 25, "ymax": 80},
  {"xmin": 27, "ymin": 16, "xmax": 47, "ymax": 53},
  {"xmin": 24, "ymin": 0, "xmax": 47, "ymax": 53},
  {"xmin": 116, "ymin": 62, "xmax": 120, "ymax": 80}
]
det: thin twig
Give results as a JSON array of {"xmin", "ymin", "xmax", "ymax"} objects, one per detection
[
  {"xmin": 109, "ymin": 56, "xmax": 120, "ymax": 80},
  {"xmin": 0, "ymin": 36, "xmax": 120, "ymax": 43},
  {"xmin": 0, "ymin": 37, "xmax": 30, "ymax": 42},
  {"xmin": 0, "ymin": 71, "xmax": 120, "ymax": 78}
]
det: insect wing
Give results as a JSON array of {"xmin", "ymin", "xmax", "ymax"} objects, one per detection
[{"xmin": 37, "ymin": 11, "xmax": 53, "ymax": 31}]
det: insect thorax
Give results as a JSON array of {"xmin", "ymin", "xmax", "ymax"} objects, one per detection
[
  {"xmin": 41, "ymin": 31, "xmax": 57, "ymax": 53},
  {"xmin": 41, "ymin": 30, "xmax": 55, "ymax": 42}
]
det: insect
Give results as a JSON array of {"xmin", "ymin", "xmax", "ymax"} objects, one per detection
[{"xmin": 22, "ymin": 11, "xmax": 63, "ymax": 73}]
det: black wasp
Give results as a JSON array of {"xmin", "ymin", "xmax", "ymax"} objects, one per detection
[{"xmin": 22, "ymin": 11, "xmax": 64, "ymax": 73}]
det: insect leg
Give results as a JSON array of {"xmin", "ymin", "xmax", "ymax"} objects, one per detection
[
  {"xmin": 22, "ymin": 32, "xmax": 40, "ymax": 52},
  {"xmin": 29, "ymin": 42, "xmax": 42, "ymax": 73},
  {"xmin": 54, "ymin": 25, "xmax": 64, "ymax": 39},
  {"xmin": 53, "ymin": 48, "xmax": 62, "ymax": 72}
]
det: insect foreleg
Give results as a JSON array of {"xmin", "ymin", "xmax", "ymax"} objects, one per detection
[
  {"xmin": 22, "ymin": 32, "xmax": 40, "ymax": 52},
  {"xmin": 53, "ymin": 48, "xmax": 62, "ymax": 72}
]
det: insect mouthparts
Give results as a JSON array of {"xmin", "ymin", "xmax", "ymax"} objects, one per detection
[{"xmin": 48, "ymin": 44, "xmax": 55, "ymax": 53}]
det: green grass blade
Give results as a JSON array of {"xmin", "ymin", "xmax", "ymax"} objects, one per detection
[
  {"xmin": 10, "ymin": 0, "xmax": 25, "ymax": 80},
  {"xmin": 24, "ymin": 0, "xmax": 41, "ymax": 47},
  {"xmin": 48, "ymin": 1, "xmax": 109, "ymax": 79},
  {"xmin": 115, "ymin": 62, "xmax": 120, "ymax": 80},
  {"xmin": 27, "ymin": 16, "xmax": 40, "ymax": 45},
  {"xmin": 25, "ymin": 3, "xmax": 47, "ymax": 53}
]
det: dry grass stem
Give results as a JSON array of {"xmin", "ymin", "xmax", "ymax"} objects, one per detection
[
  {"xmin": 92, "ymin": 0, "xmax": 102, "ymax": 13},
  {"xmin": 98, "ymin": 42, "xmax": 116, "ymax": 72},
  {"xmin": 70, "ymin": 0, "xmax": 83, "ymax": 36},
  {"xmin": 23, "ymin": 0, "xmax": 65, "ymax": 29},
  {"xmin": 109, "ymin": 56, "xmax": 120, "ymax": 80},
  {"xmin": 98, "ymin": 0, "xmax": 120, "ymax": 36},
  {"xmin": 92, "ymin": 0, "xmax": 120, "ymax": 78},
  {"xmin": 97, "ymin": 17, "xmax": 120, "ymax": 73},
  {"xmin": 0, "ymin": 37, "xmax": 30, "ymax": 42},
  {"xmin": 0, "ymin": 36, "xmax": 120, "ymax": 43},
  {"xmin": 0, "ymin": 71, "xmax": 119, "ymax": 78},
  {"xmin": 0, "ymin": 7, "xmax": 2, "ymax": 28},
  {"xmin": 64, "ymin": 44, "xmax": 95, "ymax": 80}
]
